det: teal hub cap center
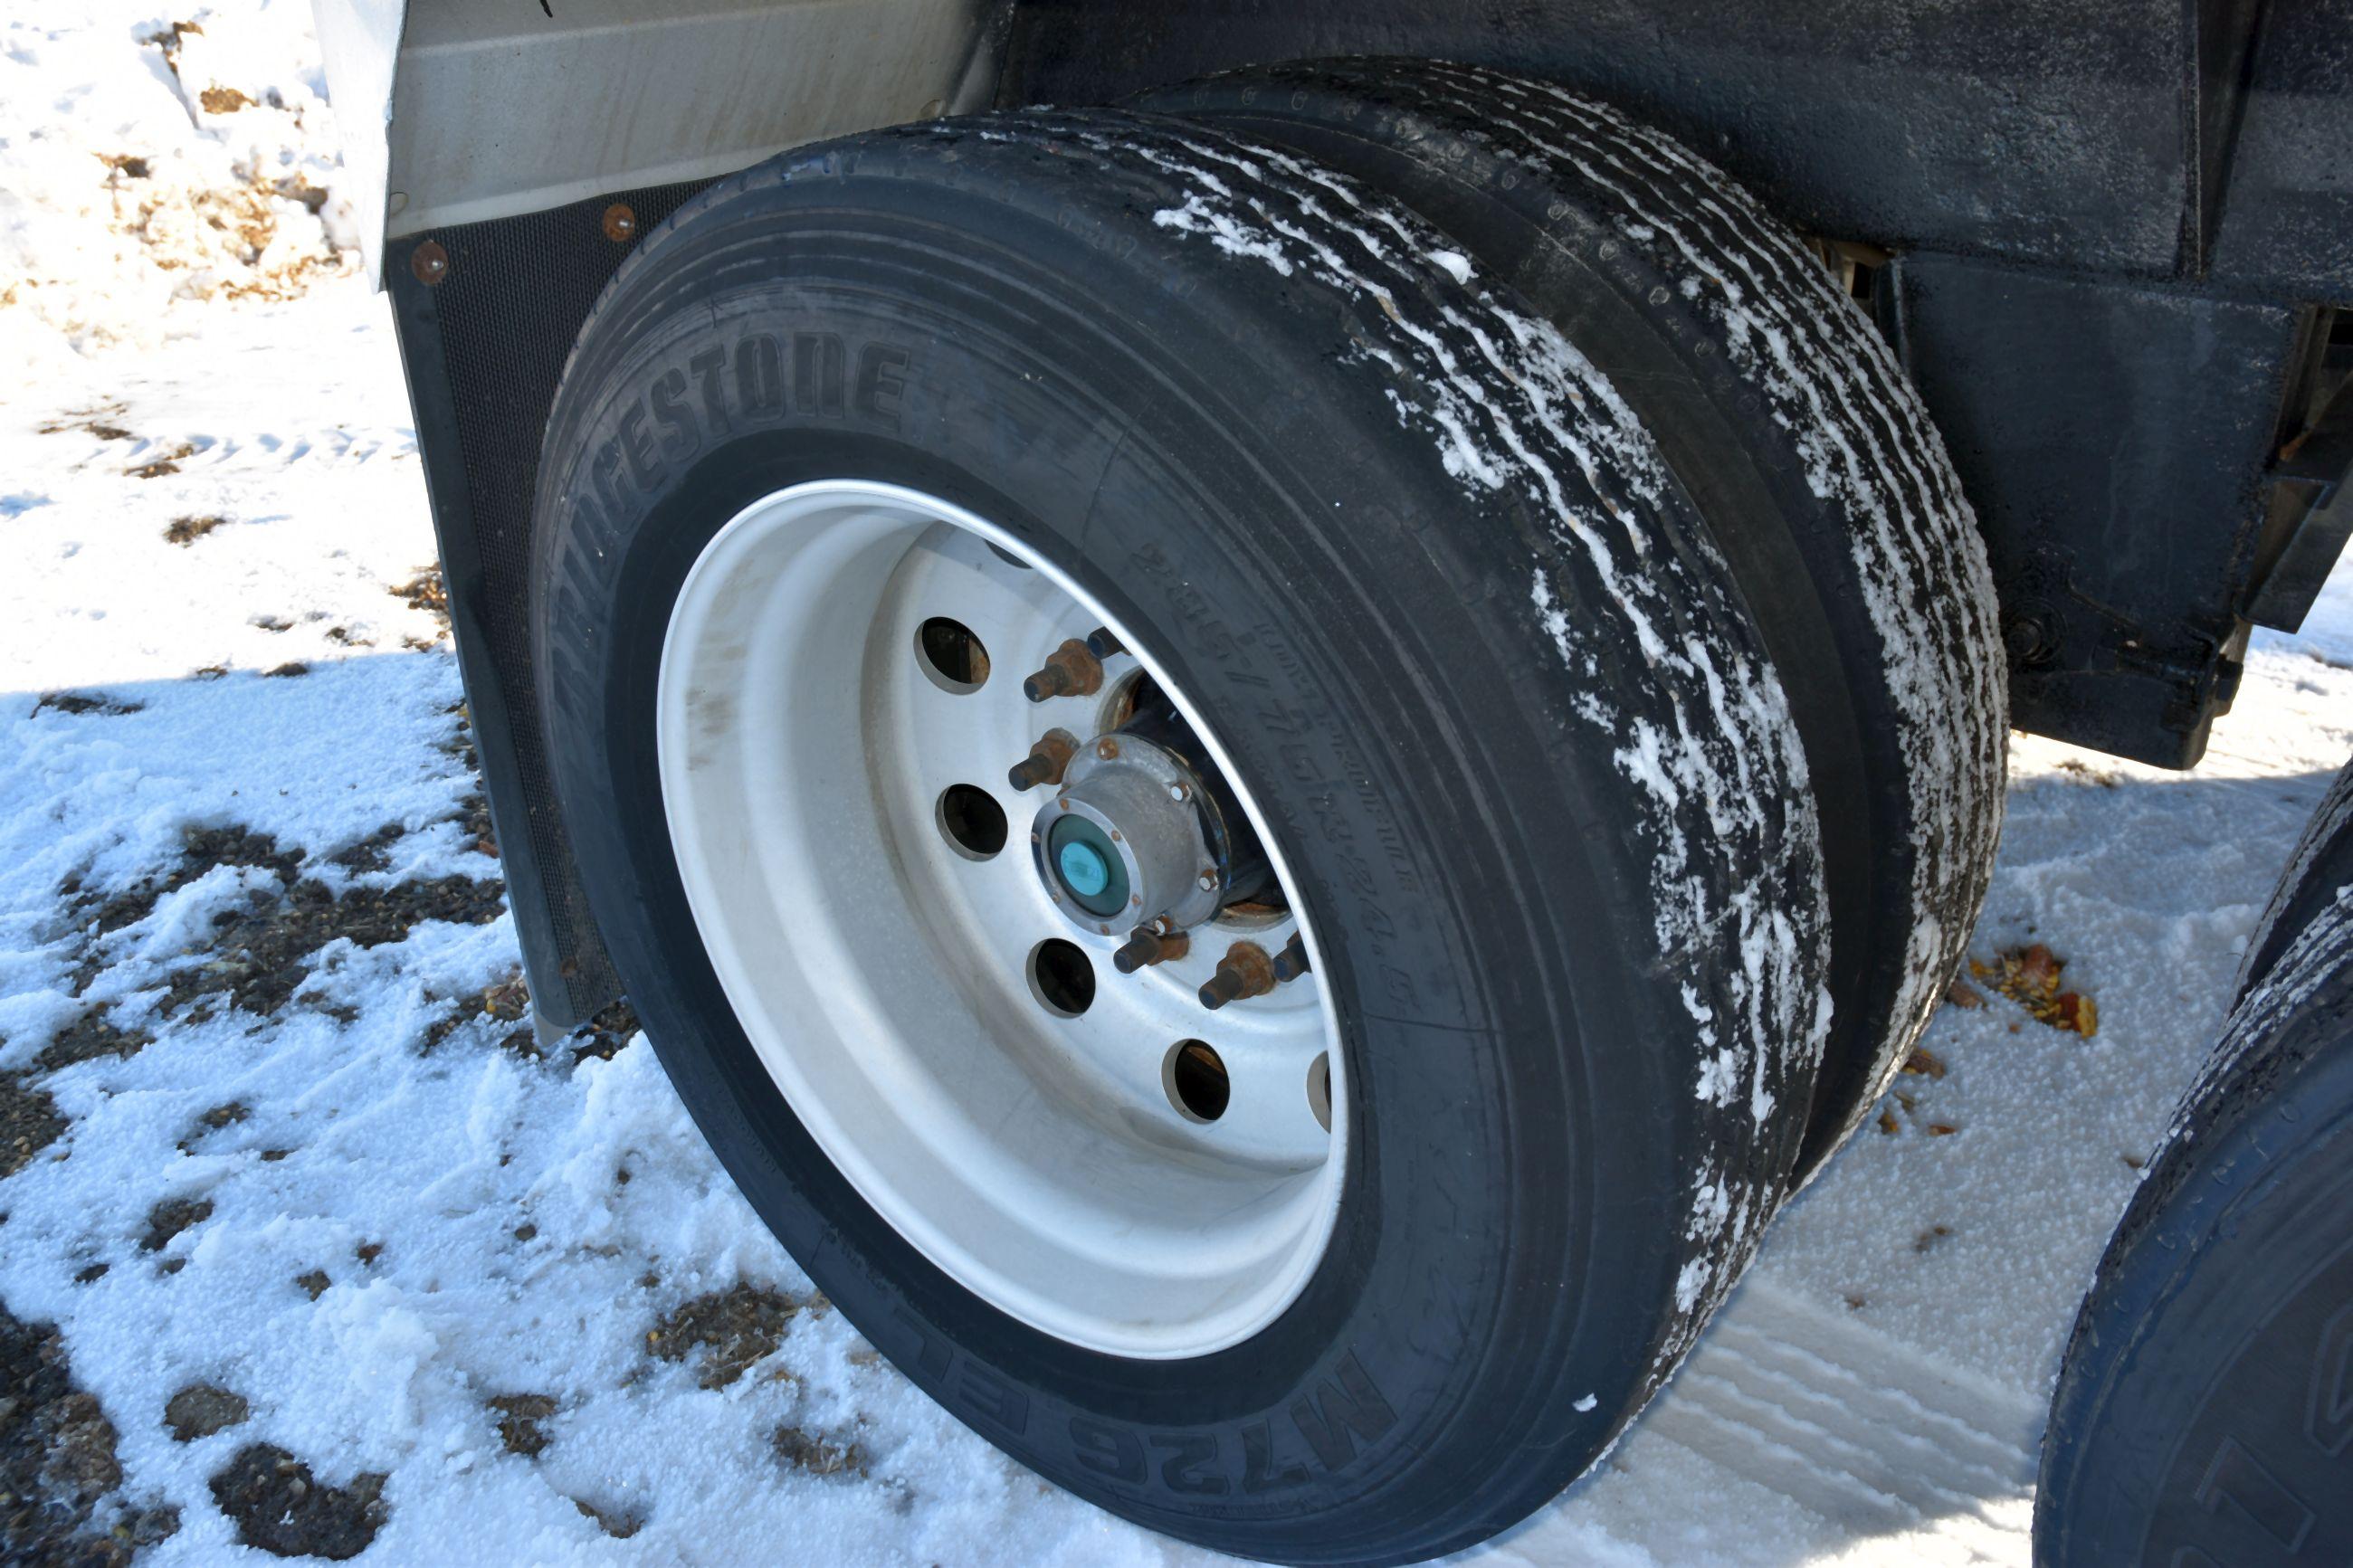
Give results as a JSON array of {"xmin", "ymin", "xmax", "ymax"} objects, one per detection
[
  {"xmin": 1047, "ymin": 814, "xmax": 1130, "ymax": 917},
  {"xmin": 1059, "ymin": 840, "xmax": 1111, "ymax": 897}
]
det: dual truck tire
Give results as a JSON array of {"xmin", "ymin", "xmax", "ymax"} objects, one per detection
[{"xmin": 528, "ymin": 59, "xmax": 2005, "ymax": 1566}]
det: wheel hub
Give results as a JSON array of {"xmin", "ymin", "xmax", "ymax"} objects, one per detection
[{"xmin": 1035, "ymin": 731, "xmax": 1223, "ymax": 932}]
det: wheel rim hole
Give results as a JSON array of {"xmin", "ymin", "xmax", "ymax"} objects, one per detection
[
  {"xmin": 937, "ymin": 784, "xmax": 1008, "ymax": 860},
  {"xmin": 1167, "ymin": 1040, "xmax": 1230, "ymax": 1123},
  {"xmin": 915, "ymin": 615, "xmax": 989, "ymax": 692},
  {"xmin": 1028, "ymin": 938, "xmax": 1096, "ymax": 1018},
  {"xmin": 1307, "ymin": 1052, "xmax": 1331, "ymax": 1134}
]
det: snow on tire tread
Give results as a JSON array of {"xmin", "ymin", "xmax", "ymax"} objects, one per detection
[
  {"xmin": 1397, "ymin": 61, "xmax": 2007, "ymax": 1149},
  {"xmin": 1041, "ymin": 112, "xmax": 1833, "ymax": 1368}
]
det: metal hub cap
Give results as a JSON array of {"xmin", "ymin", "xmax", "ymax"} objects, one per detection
[{"xmin": 656, "ymin": 480, "xmax": 1345, "ymax": 1358}]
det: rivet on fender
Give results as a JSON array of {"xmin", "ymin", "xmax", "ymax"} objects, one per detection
[{"xmin": 409, "ymin": 240, "xmax": 449, "ymax": 287}]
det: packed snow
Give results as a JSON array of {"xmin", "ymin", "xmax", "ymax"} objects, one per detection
[{"xmin": 5, "ymin": 6, "xmax": 2353, "ymax": 1566}]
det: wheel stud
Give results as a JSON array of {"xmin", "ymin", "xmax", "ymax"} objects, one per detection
[
  {"xmin": 1272, "ymin": 931, "xmax": 1311, "ymax": 984},
  {"xmin": 1022, "ymin": 639, "xmax": 1105, "ymax": 702},
  {"xmin": 1113, "ymin": 922, "xmax": 1190, "ymax": 974},
  {"xmin": 1198, "ymin": 941, "xmax": 1276, "ymax": 1011},
  {"xmin": 1006, "ymin": 728, "xmax": 1078, "ymax": 792},
  {"xmin": 1084, "ymin": 627, "xmax": 1124, "ymax": 660}
]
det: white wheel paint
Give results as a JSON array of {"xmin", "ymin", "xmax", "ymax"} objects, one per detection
[{"xmin": 656, "ymin": 480, "xmax": 1346, "ymax": 1359}]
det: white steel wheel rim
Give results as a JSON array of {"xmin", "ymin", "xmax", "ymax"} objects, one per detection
[{"xmin": 657, "ymin": 480, "xmax": 1347, "ymax": 1358}]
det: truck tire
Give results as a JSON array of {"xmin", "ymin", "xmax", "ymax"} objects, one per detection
[
  {"xmin": 2035, "ymin": 803, "xmax": 2353, "ymax": 1566},
  {"xmin": 530, "ymin": 109, "xmax": 1830, "ymax": 1564},
  {"xmin": 1138, "ymin": 60, "xmax": 2007, "ymax": 1181},
  {"xmin": 2239, "ymin": 754, "xmax": 2353, "ymax": 999}
]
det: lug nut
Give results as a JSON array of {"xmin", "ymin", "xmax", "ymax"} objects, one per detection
[
  {"xmin": 1022, "ymin": 639, "xmax": 1105, "ymax": 702},
  {"xmin": 1196, "ymin": 870, "xmax": 1218, "ymax": 892},
  {"xmin": 1198, "ymin": 941, "xmax": 1276, "ymax": 1012},
  {"xmin": 1272, "ymin": 931, "xmax": 1311, "ymax": 984},
  {"xmin": 1006, "ymin": 728, "xmax": 1078, "ymax": 792},
  {"xmin": 1113, "ymin": 923, "xmax": 1190, "ymax": 974},
  {"xmin": 1084, "ymin": 627, "xmax": 1125, "ymax": 660}
]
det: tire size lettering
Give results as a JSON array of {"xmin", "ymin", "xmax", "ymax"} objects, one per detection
[{"xmin": 1059, "ymin": 1351, "xmax": 1396, "ymax": 1497}]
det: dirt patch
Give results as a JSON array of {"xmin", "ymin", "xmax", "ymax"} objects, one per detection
[
  {"xmin": 2054, "ymin": 758, "xmax": 2121, "ymax": 788},
  {"xmin": 1, "ymin": 1305, "xmax": 177, "ymax": 1566},
  {"xmin": 329, "ymin": 823, "xmax": 404, "ymax": 875},
  {"xmin": 424, "ymin": 977, "xmax": 533, "ymax": 1055},
  {"xmin": 486, "ymin": 1394, "xmax": 556, "ymax": 1458},
  {"xmin": 139, "ymin": 20, "xmax": 201, "ymax": 79},
  {"xmin": 126, "ymin": 443, "xmax": 195, "ymax": 480},
  {"xmin": 457, "ymin": 793, "xmax": 497, "ymax": 859},
  {"xmin": 31, "ymin": 693, "xmax": 144, "ymax": 718},
  {"xmin": 646, "ymin": 1285, "xmax": 805, "ymax": 1390},
  {"xmin": 73, "ymin": 824, "xmax": 302, "ymax": 938},
  {"xmin": 773, "ymin": 1424, "xmax": 866, "ymax": 1478},
  {"xmin": 567, "ymin": 999, "xmax": 640, "ymax": 1064},
  {"xmin": 262, "ymin": 662, "xmax": 308, "ymax": 679},
  {"xmin": 196, "ymin": 86, "xmax": 251, "ymax": 115},
  {"xmin": 1, "ymin": 1078, "xmax": 68, "ymax": 1179},
  {"xmin": 175, "ymin": 1104, "xmax": 248, "ymax": 1155},
  {"xmin": 390, "ymin": 567, "xmax": 447, "ymax": 621},
  {"xmin": 163, "ymin": 1385, "xmax": 248, "ymax": 1442},
  {"xmin": 163, "ymin": 515, "xmax": 225, "ymax": 546},
  {"xmin": 158, "ymin": 870, "xmax": 505, "ymax": 1021},
  {"xmin": 36, "ymin": 404, "xmax": 133, "ymax": 441},
  {"xmin": 294, "ymin": 1270, "xmax": 329, "ymax": 1302},
  {"xmin": 139, "ymin": 1198, "xmax": 212, "ymax": 1254},
  {"xmin": 36, "ymin": 1008, "xmax": 152, "ymax": 1074},
  {"xmin": 61, "ymin": 822, "xmax": 503, "ymax": 1034},
  {"xmin": 1969, "ymin": 943, "xmax": 2099, "ymax": 1035},
  {"xmin": 208, "ymin": 1445, "xmax": 386, "ymax": 1561},
  {"xmin": 572, "ymin": 1497, "xmax": 641, "ymax": 1539}
]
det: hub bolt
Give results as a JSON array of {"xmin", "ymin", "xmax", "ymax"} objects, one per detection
[
  {"xmin": 1113, "ymin": 922, "xmax": 1190, "ymax": 974},
  {"xmin": 1007, "ymin": 728, "xmax": 1079, "ymax": 792},
  {"xmin": 1095, "ymin": 737, "xmax": 1120, "ymax": 761},
  {"xmin": 1272, "ymin": 931, "xmax": 1310, "ymax": 984},
  {"xmin": 1196, "ymin": 870, "xmax": 1218, "ymax": 892},
  {"xmin": 1198, "ymin": 941, "xmax": 1276, "ymax": 1012},
  {"xmin": 1022, "ymin": 639, "xmax": 1105, "ymax": 702}
]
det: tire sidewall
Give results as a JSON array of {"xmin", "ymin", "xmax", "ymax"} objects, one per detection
[{"xmin": 531, "ymin": 226, "xmax": 1683, "ymax": 1558}]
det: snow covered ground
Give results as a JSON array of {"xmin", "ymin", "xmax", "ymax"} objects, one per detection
[{"xmin": 5, "ymin": 5, "xmax": 2352, "ymax": 1565}]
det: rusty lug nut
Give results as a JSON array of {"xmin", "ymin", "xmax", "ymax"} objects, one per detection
[
  {"xmin": 602, "ymin": 203, "xmax": 638, "ymax": 243},
  {"xmin": 1113, "ymin": 924, "xmax": 1191, "ymax": 974},
  {"xmin": 1095, "ymin": 736, "xmax": 1120, "ymax": 761},
  {"xmin": 1021, "ymin": 639, "xmax": 1105, "ymax": 702},
  {"xmin": 1272, "ymin": 931, "xmax": 1311, "ymax": 984},
  {"xmin": 1198, "ymin": 941, "xmax": 1276, "ymax": 1012},
  {"xmin": 1006, "ymin": 728, "xmax": 1078, "ymax": 792},
  {"xmin": 1084, "ymin": 627, "xmax": 1125, "ymax": 660},
  {"xmin": 409, "ymin": 239, "xmax": 449, "ymax": 286}
]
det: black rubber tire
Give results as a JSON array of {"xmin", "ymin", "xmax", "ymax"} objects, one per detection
[
  {"xmin": 530, "ymin": 110, "xmax": 1830, "ymax": 1565},
  {"xmin": 1135, "ymin": 60, "xmax": 2008, "ymax": 1182},
  {"xmin": 2036, "ymin": 843, "xmax": 2353, "ymax": 1563},
  {"xmin": 2238, "ymin": 753, "xmax": 2353, "ymax": 1000}
]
